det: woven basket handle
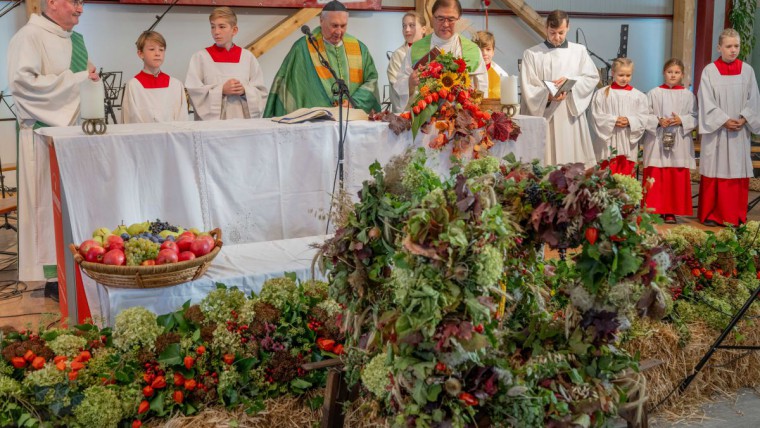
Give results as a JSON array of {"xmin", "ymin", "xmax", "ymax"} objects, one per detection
[{"xmin": 69, "ymin": 243, "xmax": 84, "ymax": 264}]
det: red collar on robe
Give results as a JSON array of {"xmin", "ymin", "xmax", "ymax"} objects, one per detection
[
  {"xmin": 486, "ymin": 63, "xmax": 491, "ymax": 71},
  {"xmin": 134, "ymin": 71, "xmax": 170, "ymax": 89},
  {"xmin": 714, "ymin": 58, "xmax": 743, "ymax": 75},
  {"xmin": 659, "ymin": 84, "xmax": 685, "ymax": 90},
  {"xmin": 206, "ymin": 44, "xmax": 242, "ymax": 63},
  {"xmin": 407, "ymin": 43, "xmax": 413, "ymax": 47},
  {"xmin": 610, "ymin": 82, "xmax": 633, "ymax": 91}
]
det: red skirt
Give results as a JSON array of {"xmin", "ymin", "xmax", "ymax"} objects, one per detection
[
  {"xmin": 698, "ymin": 176, "xmax": 749, "ymax": 225},
  {"xmin": 601, "ymin": 155, "xmax": 636, "ymax": 177},
  {"xmin": 642, "ymin": 167, "xmax": 693, "ymax": 215}
]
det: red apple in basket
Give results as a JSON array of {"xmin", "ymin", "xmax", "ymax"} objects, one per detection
[
  {"xmin": 176, "ymin": 236, "xmax": 194, "ymax": 252},
  {"xmin": 178, "ymin": 251, "xmax": 196, "ymax": 262},
  {"xmin": 103, "ymin": 249, "xmax": 126, "ymax": 266},
  {"xmin": 156, "ymin": 249, "xmax": 179, "ymax": 265},
  {"xmin": 85, "ymin": 246, "xmax": 106, "ymax": 263},
  {"xmin": 160, "ymin": 241, "xmax": 179, "ymax": 253},
  {"xmin": 190, "ymin": 238, "xmax": 212, "ymax": 257},
  {"xmin": 105, "ymin": 235, "xmax": 124, "ymax": 251},
  {"xmin": 79, "ymin": 240, "xmax": 101, "ymax": 257},
  {"xmin": 197, "ymin": 234, "xmax": 215, "ymax": 248},
  {"xmin": 179, "ymin": 231, "xmax": 196, "ymax": 240}
]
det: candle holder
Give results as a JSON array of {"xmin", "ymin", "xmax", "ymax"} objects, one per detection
[
  {"xmin": 82, "ymin": 118, "xmax": 107, "ymax": 135},
  {"xmin": 501, "ymin": 104, "xmax": 519, "ymax": 118}
]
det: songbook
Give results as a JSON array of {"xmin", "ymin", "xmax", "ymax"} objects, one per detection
[
  {"xmin": 543, "ymin": 79, "xmax": 576, "ymax": 97},
  {"xmin": 413, "ymin": 47, "xmax": 441, "ymax": 70},
  {"xmin": 271, "ymin": 107, "xmax": 368, "ymax": 124}
]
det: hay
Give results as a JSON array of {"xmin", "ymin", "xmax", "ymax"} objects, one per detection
[{"xmin": 622, "ymin": 318, "xmax": 760, "ymax": 420}]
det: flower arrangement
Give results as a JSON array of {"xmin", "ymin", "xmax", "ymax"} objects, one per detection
[
  {"xmin": 399, "ymin": 51, "xmax": 521, "ymax": 158},
  {"xmin": 0, "ymin": 277, "xmax": 344, "ymax": 427}
]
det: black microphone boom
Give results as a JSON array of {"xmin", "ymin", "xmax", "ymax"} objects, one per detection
[{"xmin": 301, "ymin": 25, "xmax": 312, "ymax": 37}]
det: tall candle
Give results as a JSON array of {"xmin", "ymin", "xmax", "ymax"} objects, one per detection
[
  {"xmin": 80, "ymin": 79, "xmax": 105, "ymax": 119},
  {"xmin": 500, "ymin": 75, "xmax": 518, "ymax": 105}
]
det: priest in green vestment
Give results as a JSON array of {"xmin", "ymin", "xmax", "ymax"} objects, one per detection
[{"xmin": 264, "ymin": 0, "xmax": 381, "ymax": 117}]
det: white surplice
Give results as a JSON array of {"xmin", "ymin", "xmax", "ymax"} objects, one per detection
[
  {"xmin": 121, "ymin": 72, "xmax": 189, "ymax": 124},
  {"xmin": 387, "ymin": 43, "xmax": 410, "ymax": 113},
  {"xmin": 185, "ymin": 45, "xmax": 268, "ymax": 120},
  {"xmin": 590, "ymin": 85, "xmax": 654, "ymax": 163},
  {"xmin": 642, "ymin": 86, "xmax": 697, "ymax": 168},
  {"xmin": 698, "ymin": 62, "xmax": 760, "ymax": 178},
  {"xmin": 393, "ymin": 34, "xmax": 488, "ymax": 112},
  {"xmin": 7, "ymin": 14, "xmax": 90, "ymax": 281},
  {"xmin": 520, "ymin": 41, "xmax": 599, "ymax": 167}
]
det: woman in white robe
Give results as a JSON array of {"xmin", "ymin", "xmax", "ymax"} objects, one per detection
[
  {"xmin": 697, "ymin": 29, "xmax": 760, "ymax": 226},
  {"xmin": 590, "ymin": 58, "xmax": 654, "ymax": 176},
  {"xmin": 387, "ymin": 12, "xmax": 426, "ymax": 113},
  {"xmin": 641, "ymin": 58, "xmax": 697, "ymax": 221}
]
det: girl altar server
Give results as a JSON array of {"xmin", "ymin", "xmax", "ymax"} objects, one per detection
[
  {"xmin": 641, "ymin": 58, "xmax": 697, "ymax": 224},
  {"xmin": 697, "ymin": 28, "xmax": 760, "ymax": 226},
  {"xmin": 121, "ymin": 31, "xmax": 188, "ymax": 124},
  {"xmin": 590, "ymin": 58, "xmax": 654, "ymax": 176},
  {"xmin": 387, "ymin": 12, "xmax": 426, "ymax": 113},
  {"xmin": 185, "ymin": 7, "xmax": 268, "ymax": 120}
]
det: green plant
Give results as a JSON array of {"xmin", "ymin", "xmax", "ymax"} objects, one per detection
[{"xmin": 730, "ymin": 0, "xmax": 758, "ymax": 60}]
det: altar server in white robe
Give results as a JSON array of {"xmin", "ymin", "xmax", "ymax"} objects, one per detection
[
  {"xmin": 393, "ymin": 0, "xmax": 488, "ymax": 113},
  {"xmin": 590, "ymin": 58, "xmax": 654, "ymax": 176},
  {"xmin": 387, "ymin": 12, "xmax": 427, "ymax": 113},
  {"xmin": 185, "ymin": 7, "xmax": 268, "ymax": 120},
  {"xmin": 473, "ymin": 31, "xmax": 509, "ymax": 99},
  {"xmin": 642, "ymin": 58, "xmax": 697, "ymax": 223},
  {"xmin": 697, "ymin": 29, "xmax": 760, "ymax": 227},
  {"xmin": 520, "ymin": 10, "xmax": 599, "ymax": 167},
  {"xmin": 122, "ymin": 31, "xmax": 188, "ymax": 124},
  {"xmin": 7, "ymin": 0, "xmax": 99, "ymax": 282}
]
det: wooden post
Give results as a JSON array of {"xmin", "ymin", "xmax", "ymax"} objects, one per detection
[
  {"xmin": 672, "ymin": 0, "xmax": 696, "ymax": 87},
  {"xmin": 245, "ymin": 8, "xmax": 321, "ymax": 58},
  {"xmin": 26, "ymin": 0, "xmax": 41, "ymax": 17},
  {"xmin": 693, "ymin": 0, "xmax": 715, "ymax": 95},
  {"xmin": 495, "ymin": 0, "xmax": 546, "ymax": 40},
  {"xmin": 416, "ymin": 0, "xmax": 432, "ymax": 32}
]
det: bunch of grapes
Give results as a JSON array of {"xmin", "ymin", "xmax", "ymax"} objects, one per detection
[
  {"xmin": 125, "ymin": 238, "xmax": 160, "ymax": 266},
  {"xmin": 149, "ymin": 218, "xmax": 179, "ymax": 235},
  {"xmin": 524, "ymin": 183, "xmax": 543, "ymax": 207}
]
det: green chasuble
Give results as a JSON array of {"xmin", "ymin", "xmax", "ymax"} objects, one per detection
[{"xmin": 264, "ymin": 28, "xmax": 381, "ymax": 117}]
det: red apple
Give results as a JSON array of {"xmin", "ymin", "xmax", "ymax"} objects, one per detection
[
  {"xmin": 79, "ymin": 240, "xmax": 102, "ymax": 257},
  {"xmin": 198, "ymin": 235, "xmax": 215, "ymax": 248},
  {"xmin": 105, "ymin": 235, "xmax": 124, "ymax": 251},
  {"xmin": 176, "ymin": 236, "xmax": 194, "ymax": 252},
  {"xmin": 179, "ymin": 231, "xmax": 196, "ymax": 240},
  {"xmin": 156, "ymin": 249, "xmax": 179, "ymax": 265},
  {"xmin": 85, "ymin": 246, "xmax": 106, "ymax": 263},
  {"xmin": 103, "ymin": 249, "xmax": 126, "ymax": 266},
  {"xmin": 160, "ymin": 241, "xmax": 179, "ymax": 253},
  {"xmin": 178, "ymin": 251, "xmax": 196, "ymax": 262},
  {"xmin": 190, "ymin": 238, "xmax": 212, "ymax": 257}
]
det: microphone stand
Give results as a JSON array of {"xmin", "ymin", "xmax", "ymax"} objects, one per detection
[
  {"xmin": 586, "ymin": 48, "xmax": 612, "ymax": 86},
  {"xmin": 0, "ymin": 0, "xmax": 22, "ymax": 19},
  {"xmin": 147, "ymin": 0, "xmax": 180, "ymax": 32},
  {"xmin": 304, "ymin": 33, "xmax": 353, "ymax": 234}
]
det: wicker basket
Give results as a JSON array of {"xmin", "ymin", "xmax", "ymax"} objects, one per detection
[{"xmin": 69, "ymin": 228, "xmax": 223, "ymax": 289}]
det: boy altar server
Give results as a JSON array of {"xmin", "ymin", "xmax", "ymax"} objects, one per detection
[
  {"xmin": 121, "ymin": 31, "xmax": 188, "ymax": 124},
  {"xmin": 185, "ymin": 7, "xmax": 268, "ymax": 120},
  {"xmin": 697, "ymin": 28, "xmax": 760, "ymax": 226}
]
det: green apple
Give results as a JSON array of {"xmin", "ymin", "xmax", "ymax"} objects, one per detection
[{"xmin": 93, "ymin": 235, "xmax": 104, "ymax": 245}]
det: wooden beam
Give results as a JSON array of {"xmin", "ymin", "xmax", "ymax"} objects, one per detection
[
  {"xmin": 694, "ymin": 0, "xmax": 715, "ymax": 95},
  {"xmin": 245, "ymin": 8, "xmax": 321, "ymax": 58},
  {"xmin": 495, "ymin": 0, "xmax": 546, "ymax": 40},
  {"xmin": 671, "ymin": 0, "xmax": 696, "ymax": 87},
  {"xmin": 415, "ymin": 0, "xmax": 432, "ymax": 32},
  {"xmin": 26, "ymin": 0, "xmax": 41, "ymax": 17}
]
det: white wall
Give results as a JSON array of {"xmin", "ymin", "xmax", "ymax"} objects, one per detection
[{"xmin": 0, "ymin": 2, "xmax": 675, "ymax": 169}]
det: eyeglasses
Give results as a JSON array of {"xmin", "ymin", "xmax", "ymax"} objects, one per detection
[
  {"xmin": 68, "ymin": 0, "xmax": 85, "ymax": 7},
  {"xmin": 433, "ymin": 16, "xmax": 459, "ymax": 24}
]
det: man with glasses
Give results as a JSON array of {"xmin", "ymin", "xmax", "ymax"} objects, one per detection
[
  {"xmin": 520, "ymin": 10, "xmax": 599, "ymax": 168},
  {"xmin": 7, "ymin": 0, "xmax": 99, "ymax": 283},
  {"xmin": 393, "ymin": 0, "xmax": 487, "ymax": 112}
]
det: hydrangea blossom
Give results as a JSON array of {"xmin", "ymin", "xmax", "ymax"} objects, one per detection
[
  {"xmin": 200, "ymin": 286, "xmax": 248, "ymax": 324},
  {"xmin": 48, "ymin": 333, "xmax": 88, "ymax": 357},
  {"xmin": 361, "ymin": 353, "xmax": 391, "ymax": 399},
  {"xmin": 258, "ymin": 277, "xmax": 299, "ymax": 311},
  {"xmin": 73, "ymin": 386, "xmax": 123, "ymax": 428},
  {"xmin": 112, "ymin": 307, "xmax": 163, "ymax": 352}
]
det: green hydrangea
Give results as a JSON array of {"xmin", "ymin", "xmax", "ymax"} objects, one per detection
[
  {"xmin": 612, "ymin": 173, "xmax": 643, "ymax": 205},
  {"xmin": 200, "ymin": 286, "xmax": 248, "ymax": 324},
  {"xmin": 464, "ymin": 156, "xmax": 500, "ymax": 178},
  {"xmin": 401, "ymin": 155, "xmax": 440, "ymax": 195},
  {"xmin": 77, "ymin": 348, "xmax": 116, "ymax": 388},
  {"xmin": 664, "ymin": 226, "xmax": 708, "ymax": 253},
  {"xmin": 48, "ymin": 333, "xmax": 88, "ymax": 358},
  {"xmin": 316, "ymin": 299, "xmax": 343, "ymax": 317},
  {"xmin": 739, "ymin": 221, "xmax": 760, "ymax": 251},
  {"xmin": 259, "ymin": 277, "xmax": 299, "ymax": 311},
  {"xmin": 22, "ymin": 363, "xmax": 65, "ymax": 404},
  {"xmin": 218, "ymin": 366, "xmax": 240, "ymax": 394},
  {"xmin": 474, "ymin": 245, "xmax": 504, "ymax": 288},
  {"xmin": 0, "ymin": 374, "xmax": 21, "ymax": 397},
  {"xmin": 303, "ymin": 279, "xmax": 330, "ymax": 300},
  {"xmin": 361, "ymin": 353, "xmax": 391, "ymax": 399},
  {"xmin": 73, "ymin": 386, "xmax": 123, "ymax": 428},
  {"xmin": 0, "ymin": 359, "xmax": 12, "ymax": 376},
  {"xmin": 239, "ymin": 297, "xmax": 258, "ymax": 323},
  {"xmin": 211, "ymin": 323, "xmax": 243, "ymax": 355},
  {"xmin": 117, "ymin": 385, "xmax": 143, "ymax": 419},
  {"xmin": 112, "ymin": 307, "xmax": 163, "ymax": 352}
]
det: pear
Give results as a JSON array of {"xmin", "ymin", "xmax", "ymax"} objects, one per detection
[
  {"xmin": 159, "ymin": 230, "xmax": 179, "ymax": 239},
  {"xmin": 112, "ymin": 225, "xmax": 128, "ymax": 236},
  {"xmin": 92, "ymin": 227, "xmax": 111, "ymax": 238},
  {"xmin": 189, "ymin": 228, "xmax": 201, "ymax": 236},
  {"xmin": 93, "ymin": 235, "xmax": 104, "ymax": 245},
  {"xmin": 127, "ymin": 222, "xmax": 149, "ymax": 236}
]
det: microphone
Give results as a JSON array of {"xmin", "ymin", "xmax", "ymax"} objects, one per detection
[{"xmin": 301, "ymin": 25, "xmax": 312, "ymax": 37}]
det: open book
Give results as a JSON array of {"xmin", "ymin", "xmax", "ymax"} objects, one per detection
[
  {"xmin": 271, "ymin": 107, "xmax": 368, "ymax": 124},
  {"xmin": 543, "ymin": 79, "xmax": 576, "ymax": 98}
]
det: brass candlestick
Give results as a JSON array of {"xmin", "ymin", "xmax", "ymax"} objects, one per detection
[{"xmin": 502, "ymin": 104, "xmax": 519, "ymax": 118}]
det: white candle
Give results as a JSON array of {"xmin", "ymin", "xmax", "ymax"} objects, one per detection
[
  {"xmin": 500, "ymin": 75, "xmax": 518, "ymax": 105},
  {"xmin": 79, "ymin": 79, "xmax": 105, "ymax": 119}
]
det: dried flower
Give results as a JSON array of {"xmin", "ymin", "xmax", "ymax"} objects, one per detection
[
  {"xmin": 361, "ymin": 353, "xmax": 391, "ymax": 399},
  {"xmin": 48, "ymin": 334, "xmax": 87, "ymax": 358},
  {"xmin": 113, "ymin": 307, "xmax": 163, "ymax": 352},
  {"xmin": 73, "ymin": 385, "xmax": 123, "ymax": 428}
]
